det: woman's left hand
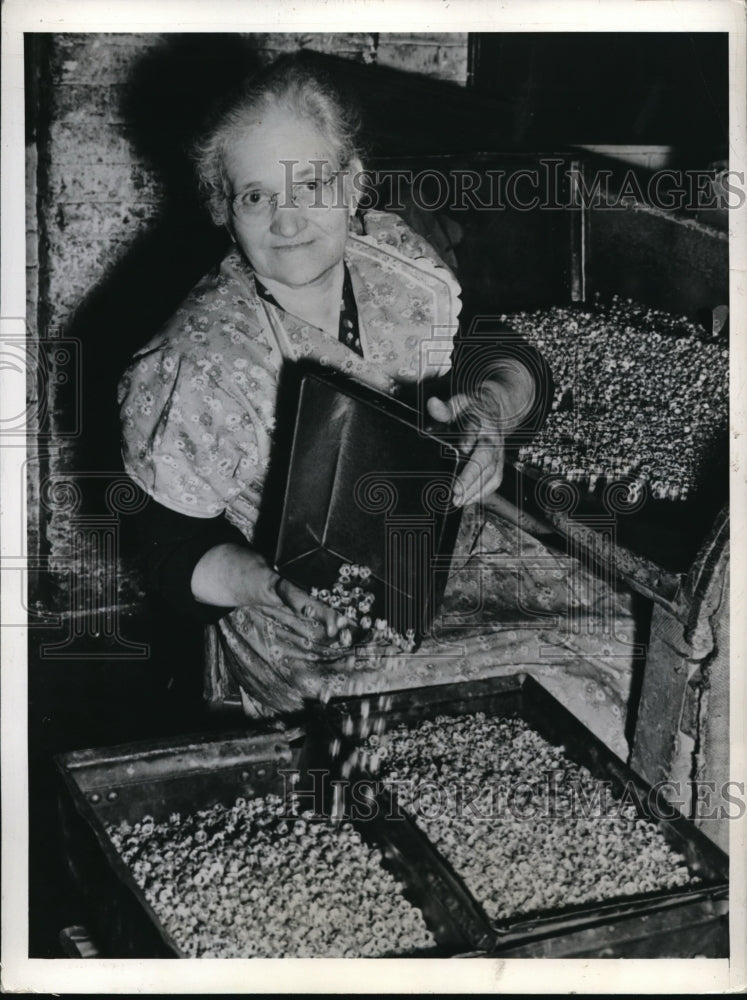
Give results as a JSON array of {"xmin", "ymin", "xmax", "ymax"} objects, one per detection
[{"xmin": 426, "ymin": 388, "xmax": 506, "ymax": 507}]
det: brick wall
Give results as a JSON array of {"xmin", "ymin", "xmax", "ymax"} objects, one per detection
[
  {"xmin": 377, "ymin": 32, "xmax": 468, "ymax": 81},
  {"xmin": 34, "ymin": 32, "xmax": 467, "ymax": 321},
  {"xmin": 26, "ymin": 32, "xmax": 469, "ymax": 631}
]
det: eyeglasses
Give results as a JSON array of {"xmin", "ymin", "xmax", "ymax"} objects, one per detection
[{"xmin": 231, "ymin": 173, "xmax": 342, "ymax": 221}]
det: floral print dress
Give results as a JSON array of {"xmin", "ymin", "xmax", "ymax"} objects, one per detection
[{"xmin": 119, "ymin": 210, "xmax": 636, "ymax": 758}]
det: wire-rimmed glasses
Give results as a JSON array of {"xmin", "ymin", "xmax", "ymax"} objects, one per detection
[{"xmin": 231, "ymin": 172, "xmax": 342, "ymax": 222}]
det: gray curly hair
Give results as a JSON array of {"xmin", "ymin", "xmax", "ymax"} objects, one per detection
[{"xmin": 192, "ymin": 58, "xmax": 363, "ymax": 227}]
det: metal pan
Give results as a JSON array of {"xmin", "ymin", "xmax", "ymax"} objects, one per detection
[
  {"xmin": 55, "ymin": 725, "xmax": 493, "ymax": 957},
  {"xmin": 325, "ymin": 673, "xmax": 728, "ymax": 958}
]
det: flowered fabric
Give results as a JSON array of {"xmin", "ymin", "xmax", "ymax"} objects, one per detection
[
  {"xmin": 255, "ymin": 264, "xmax": 363, "ymax": 357},
  {"xmin": 119, "ymin": 210, "xmax": 459, "ymax": 538},
  {"xmin": 119, "ymin": 211, "xmax": 637, "ymax": 759}
]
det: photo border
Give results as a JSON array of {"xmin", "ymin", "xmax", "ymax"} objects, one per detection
[{"xmin": 2, "ymin": 1, "xmax": 745, "ymax": 993}]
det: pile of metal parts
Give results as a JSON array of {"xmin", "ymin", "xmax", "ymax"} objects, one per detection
[{"xmin": 505, "ymin": 295, "xmax": 728, "ymax": 501}]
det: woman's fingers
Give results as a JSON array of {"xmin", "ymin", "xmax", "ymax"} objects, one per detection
[
  {"xmin": 426, "ymin": 393, "xmax": 472, "ymax": 426},
  {"xmin": 275, "ymin": 578, "xmax": 348, "ymax": 638},
  {"xmin": 427, "ymin": 395, "xmax": 504, "ymax": 505},
  {"xmin": 427, "ymin": 394, "xmax": 482, "ymax": 461},
  {"xmin": 454, "ymin": 439, "xmax": 505, "ymax": 506},
  {"xmin": 315, "ymin": 605, "xmax": 350, "ymax": 639}
]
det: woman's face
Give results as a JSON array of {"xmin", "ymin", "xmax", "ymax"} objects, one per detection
[{"xmin": 224, "ymin": 108, "xmax": 356, "ymax": 289}]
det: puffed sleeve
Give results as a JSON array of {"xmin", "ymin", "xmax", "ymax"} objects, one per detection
[
  {"xmin": 359, "ymin": 208, "xmax": 459, "ymax": 277},
  {"xmin": 118, "ymin": 337, "xmax": 267, "ymax": 520}
]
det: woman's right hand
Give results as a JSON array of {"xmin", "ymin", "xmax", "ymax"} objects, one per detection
[
  {"xmin": 273, "ymin": 575, "xmax": 350, "ymax": 640},
  {"xmin": 191, "ymin": 543, "xmax": 349, "ymax": 640}
]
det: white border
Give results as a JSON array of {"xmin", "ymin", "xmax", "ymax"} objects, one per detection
[{"xmin": 2, "ymin": 0, "xmax": 745, "ymax": 993}]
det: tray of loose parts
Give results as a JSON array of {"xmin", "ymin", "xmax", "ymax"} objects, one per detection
[
  {"xmin": 498, "ymin": 295, "xmax": 729, "ymax": 577},
  {"xmin": 55, "ymin": 725, "xmax": 495, "ymax": 958},
  {"xmin": 324, "ymin": 673, "xmax": 728, "ymax": 958}
]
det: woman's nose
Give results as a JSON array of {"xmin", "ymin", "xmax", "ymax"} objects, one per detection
[{"xmin": 269, "ymin": 204, "xmax": 307, "ymax": 238}]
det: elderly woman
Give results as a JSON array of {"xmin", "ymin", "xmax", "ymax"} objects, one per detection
[{"xmin": 119, "ymin": 58, "xmax": 636, "ymax": 753}]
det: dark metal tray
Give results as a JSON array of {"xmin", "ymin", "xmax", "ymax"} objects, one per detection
[
  {"xmin": 324, "ymin": 673, "xmax": 729, "ymax": 958},
  {"xmin": 274, "ymin": 372, "xmax": 463, "ymax": 640},
  {"xmin": 55, "ymin": 725, "xmax": 493, "ymax": 958},
  {"xmin": 55, "ymin": 673, "xmax": 728, "ymax": 959}
]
